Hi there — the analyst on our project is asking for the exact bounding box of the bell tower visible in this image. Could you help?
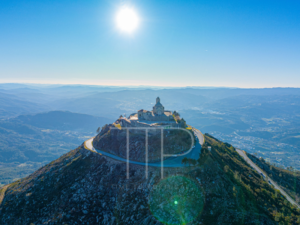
[156,97,160,104]
[153,97,164,115]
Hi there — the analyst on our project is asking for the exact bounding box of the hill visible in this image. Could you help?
[0,134,299,224]
[247,153,300,206]
[12,111,112,132]
[0,111,111,186]
[0,92,48,119]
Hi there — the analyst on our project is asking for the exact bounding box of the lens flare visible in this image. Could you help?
[149,175,204,225]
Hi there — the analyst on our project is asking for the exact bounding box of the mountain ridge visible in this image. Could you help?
[0,133,299,224]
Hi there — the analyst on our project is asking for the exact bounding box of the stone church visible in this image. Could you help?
[137,97,174,121]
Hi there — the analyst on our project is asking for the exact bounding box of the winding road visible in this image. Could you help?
[236,149,300,209]
[84,128,204,168]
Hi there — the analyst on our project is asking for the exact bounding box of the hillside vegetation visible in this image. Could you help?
[201,134,300,224]
[247,153,300,205]
[0,134,299,224]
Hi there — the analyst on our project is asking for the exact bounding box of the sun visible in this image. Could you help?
[116,6,139,33]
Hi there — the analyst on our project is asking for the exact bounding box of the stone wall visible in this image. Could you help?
[139,112,174,122]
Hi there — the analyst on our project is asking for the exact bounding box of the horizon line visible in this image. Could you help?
[0,82,300,89]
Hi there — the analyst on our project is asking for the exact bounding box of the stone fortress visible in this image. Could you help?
[116,97,186,128]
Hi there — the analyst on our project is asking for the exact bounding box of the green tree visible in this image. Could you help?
[96,127,101,133]
[190,159,197,166]
[224,165,229,173]
[182,157,188,166]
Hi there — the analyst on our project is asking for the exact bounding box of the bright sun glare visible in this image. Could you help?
[116,6,139,33]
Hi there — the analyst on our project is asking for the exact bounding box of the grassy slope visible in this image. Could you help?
[247,153,300,205]
[201,134,300,224]
[0,185,8,205]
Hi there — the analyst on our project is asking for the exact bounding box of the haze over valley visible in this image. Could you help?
[1,84,300,186]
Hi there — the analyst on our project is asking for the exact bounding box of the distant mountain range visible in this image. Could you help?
[0,92,48,119]
[11,111,112,132]
[1,83,300,117]
[0,111,111,185]
[0,83,300,173]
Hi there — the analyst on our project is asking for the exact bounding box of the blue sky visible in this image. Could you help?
[0,0,299,87]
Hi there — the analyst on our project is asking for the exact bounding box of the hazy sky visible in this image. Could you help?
[0,0,300,87]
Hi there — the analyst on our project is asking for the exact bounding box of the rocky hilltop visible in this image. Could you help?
[93,118,195,162]
[0,135,299,224]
